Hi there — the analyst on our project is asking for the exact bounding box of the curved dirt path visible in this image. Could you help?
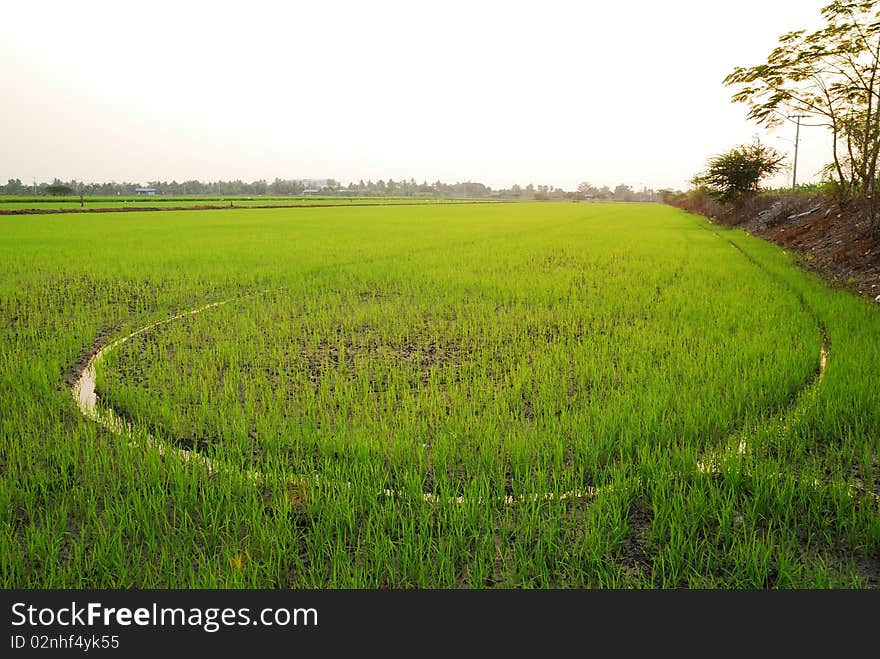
[69,241,876,505]
[70,302,596,504]
[695,234,830,475]
[73,299,258,480]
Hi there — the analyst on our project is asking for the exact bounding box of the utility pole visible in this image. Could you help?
[791,114,805,189]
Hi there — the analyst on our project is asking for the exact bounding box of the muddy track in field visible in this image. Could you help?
[69,229,878,506]
[70,298,596,504]
[694,232,829,476]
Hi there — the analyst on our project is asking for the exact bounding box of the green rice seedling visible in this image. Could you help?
[1,202,878,587]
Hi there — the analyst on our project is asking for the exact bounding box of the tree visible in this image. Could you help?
[3,179,24,194]
[724,1,880,203]
[692,140,785,202]
[577,181,597,198]
[45,184,74,196]
[613,184,634,202]
[657,189,679,203]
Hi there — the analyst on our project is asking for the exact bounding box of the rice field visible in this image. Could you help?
[1,202,878,587]
[0,195,480,212]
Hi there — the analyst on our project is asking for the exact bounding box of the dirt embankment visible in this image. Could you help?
[670,193,880,301]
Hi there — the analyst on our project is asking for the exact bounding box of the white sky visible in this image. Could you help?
[0,0,833,191]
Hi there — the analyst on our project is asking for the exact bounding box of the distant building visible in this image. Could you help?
[134,187,156,196]
[302,188,322,195]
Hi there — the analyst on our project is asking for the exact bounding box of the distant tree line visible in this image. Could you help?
[574,182,661,202]
[1,176,662,201]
